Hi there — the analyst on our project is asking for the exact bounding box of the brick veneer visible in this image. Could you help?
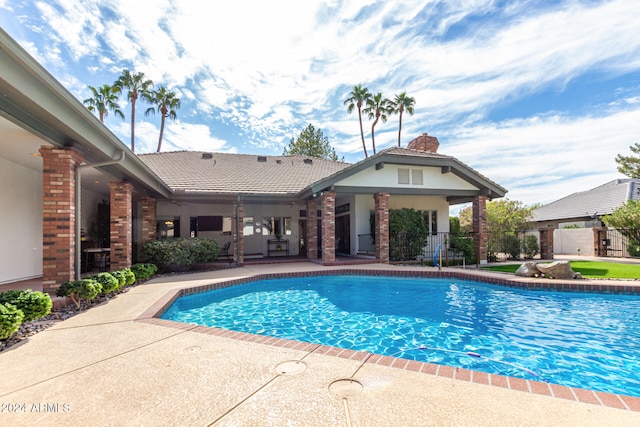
[472,195,488,264]
[306,199,318,259]
[374,192,390,263]
[233,199,244,265]
[109,181,133,269]
[140,197,156,246]
[321,191,336,265]
[40,146,83,292]
[539,228,554,259]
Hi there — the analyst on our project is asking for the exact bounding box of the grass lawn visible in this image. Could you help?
[481,260,640,279]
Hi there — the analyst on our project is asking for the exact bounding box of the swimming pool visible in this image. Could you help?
[161,274,640,398]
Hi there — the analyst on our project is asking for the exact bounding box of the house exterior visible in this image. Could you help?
[0,28,507,292]
[530,179,640,229]
[529,179,640,256]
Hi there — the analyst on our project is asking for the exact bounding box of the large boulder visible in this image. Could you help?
[536,260,580,280]
[515,262,540,277]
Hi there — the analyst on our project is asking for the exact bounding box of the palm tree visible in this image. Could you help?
[344,85,372,158]
[362,92,392,155]
[145,86,181,152]
[83,84,124,123]
[391,92,416,147]
[114,69,153,153]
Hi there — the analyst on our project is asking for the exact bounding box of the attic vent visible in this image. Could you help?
[201,153,213,159]
[303,158,313,165]
[276,159,282,164]
[257,156,267,162]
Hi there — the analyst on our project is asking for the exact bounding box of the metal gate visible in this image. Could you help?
[595,228,634,257]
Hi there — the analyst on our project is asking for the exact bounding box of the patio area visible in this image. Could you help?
[1,262,639,426]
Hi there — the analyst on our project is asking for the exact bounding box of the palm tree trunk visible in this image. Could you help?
[397,111,403,147]
[130,98,136,153]
[357,108,368,158]
[157,114,166,152]
[371,118,379,155]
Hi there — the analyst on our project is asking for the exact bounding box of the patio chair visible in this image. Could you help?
[219,241,232,262]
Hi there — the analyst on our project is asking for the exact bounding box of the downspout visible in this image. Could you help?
[75,150,126,279]
[236,194,241,266]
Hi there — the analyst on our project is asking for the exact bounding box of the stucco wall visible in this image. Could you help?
[0,157,42,283]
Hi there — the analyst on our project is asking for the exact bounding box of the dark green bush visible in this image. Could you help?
[0,303,24,340]
[523,235,539,259]
[88,272,119,295]
[56,279,102,309]
[504,234,522,260]
[130,263,157,281]
[628,244,640,257]
[0,289,52,322]
[448,233,476,264]
[110,270,127,289]
[142,238,219,270]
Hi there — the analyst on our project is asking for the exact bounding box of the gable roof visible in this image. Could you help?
[138,151,350,198]
[299,147,507,203]
[531,179,640,222]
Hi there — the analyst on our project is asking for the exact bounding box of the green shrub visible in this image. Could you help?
[628,244,640,257]
[142,238,219,270]
[130,263,157,281]
[121,268,136,286]
[88,272,119,295]
[0,303,24,340]
[449,233,476,264]
[504,234,522,260]
[110,270,127,289]
[523,235,539,259]
[56,279,102,309]
[0,289,52,322]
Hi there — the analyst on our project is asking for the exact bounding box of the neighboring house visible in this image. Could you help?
[0,28,506,291]
[530,179,640,229]
[529,179,640,256]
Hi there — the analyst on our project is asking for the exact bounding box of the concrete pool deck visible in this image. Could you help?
[1,262,639,426]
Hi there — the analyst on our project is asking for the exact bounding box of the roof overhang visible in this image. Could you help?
[0,29,172,199]
[298,150,507,204]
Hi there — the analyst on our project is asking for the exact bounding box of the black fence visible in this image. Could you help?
[595,228,640,258]
[386,231,475,265]
[487,231,540,262]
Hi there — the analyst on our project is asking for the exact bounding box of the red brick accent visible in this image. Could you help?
[306,199,318,259]
[233,199,244,265]
[140,197,156,246]
[374,192,390,263]
[109,181,133,269]
[40,146,83,292]
[539,228,554,260]
[593,227,607,256]
[407,133,440,152]
[321,191,336,265]
[472,195,488,264]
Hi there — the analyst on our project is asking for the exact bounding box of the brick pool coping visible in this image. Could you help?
[136,268,640,413]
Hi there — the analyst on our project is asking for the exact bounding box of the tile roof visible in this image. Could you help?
[138,151,350,195]
[531,179,640,222]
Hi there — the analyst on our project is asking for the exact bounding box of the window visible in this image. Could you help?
[422,211,438,235]
[243,217,254,236]
[411,169,423,185]
[398,168,423,185]
[398,168,410,184]
[157,217,180,238]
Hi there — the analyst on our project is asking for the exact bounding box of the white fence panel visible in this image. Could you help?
[553,228,593,255]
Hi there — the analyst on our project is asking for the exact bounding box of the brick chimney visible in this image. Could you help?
[407,133,439,153]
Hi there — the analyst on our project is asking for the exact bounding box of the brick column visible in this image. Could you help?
[593,227,607,257]
[40,146,83,292]
[140,197,156,246]
[539,228,554,260]
[472,195,488,265]
[233,199,244,265]
[109,181,133,269]
[306,199,318,259]
[374,192,390,263]
[321,191,336,265]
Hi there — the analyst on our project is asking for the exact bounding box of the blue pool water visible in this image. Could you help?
[162,275,640,397]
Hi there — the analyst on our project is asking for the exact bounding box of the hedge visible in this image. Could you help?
[142,238,219,271]
[0,289,52,323]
